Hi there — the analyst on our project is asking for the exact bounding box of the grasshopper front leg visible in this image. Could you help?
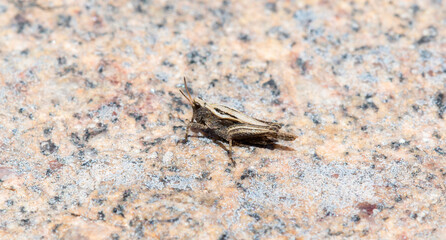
[184,122,236,166]
[183,122,208,143]
[183,119,191,143]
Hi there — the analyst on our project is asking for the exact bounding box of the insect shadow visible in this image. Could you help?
[187,127,295,161]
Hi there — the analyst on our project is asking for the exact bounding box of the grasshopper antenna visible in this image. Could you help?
[183,77,193,100]
[179,77,194,105]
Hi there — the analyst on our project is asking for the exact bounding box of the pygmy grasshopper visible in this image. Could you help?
[179,78,296,165]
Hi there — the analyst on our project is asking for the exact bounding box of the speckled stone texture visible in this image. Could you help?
[0,0,445,239]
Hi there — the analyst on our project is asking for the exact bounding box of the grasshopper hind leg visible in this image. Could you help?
[228,138,236,167]
[214,128,236,167]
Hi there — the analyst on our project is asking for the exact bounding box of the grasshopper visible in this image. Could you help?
[179,77,296,165]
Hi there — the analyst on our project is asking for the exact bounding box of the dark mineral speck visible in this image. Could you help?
[434,147,445,155]
[83,123,108,142]
[351,215,361,222]
[262,79,280,97]
[98,211,105,220]
[57,15,72,28]
[40,140,58,156]
[112,205,125,217]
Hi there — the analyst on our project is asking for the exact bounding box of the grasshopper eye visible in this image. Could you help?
[192,100,201,108]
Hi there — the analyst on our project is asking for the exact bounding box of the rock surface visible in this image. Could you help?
[0,0,445,239]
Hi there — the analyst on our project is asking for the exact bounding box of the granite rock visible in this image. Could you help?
[0,0,445,239]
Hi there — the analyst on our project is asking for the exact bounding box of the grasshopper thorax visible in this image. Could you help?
[179,78,210,123]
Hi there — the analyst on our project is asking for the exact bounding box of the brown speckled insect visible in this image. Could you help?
[180,77,296,165]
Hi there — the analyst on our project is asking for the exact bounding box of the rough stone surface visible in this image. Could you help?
[0,0,445,239]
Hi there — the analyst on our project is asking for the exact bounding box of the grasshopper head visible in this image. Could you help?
[179,77,205,109]
[179,77,209,123]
